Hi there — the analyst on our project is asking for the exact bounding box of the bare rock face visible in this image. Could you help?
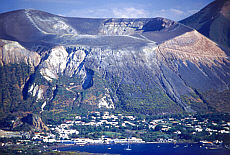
[0,9,230,119]
[40,46,87,81]
[28,83,49,101]
[0,39,41,69]
[40,46,68,81]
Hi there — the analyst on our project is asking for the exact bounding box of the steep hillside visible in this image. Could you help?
[0,9,230,128]
[180,0,230,50]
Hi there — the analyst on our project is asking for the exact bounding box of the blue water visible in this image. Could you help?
[57,143,230,155]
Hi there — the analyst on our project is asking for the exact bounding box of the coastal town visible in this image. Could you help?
[1,112,230,149]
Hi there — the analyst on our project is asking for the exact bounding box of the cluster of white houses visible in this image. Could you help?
[31,112,146,144]
[25,112,230,144]
[32,131,145,145]
[66,137,145,145]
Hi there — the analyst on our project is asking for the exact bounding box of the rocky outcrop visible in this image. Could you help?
[40,46,69,81]
[28,83,48,100]
[98,88,114,109]
[12,113,49,132]
[0,39,41,69]
[99,18,145,35]
[40,46,87,81]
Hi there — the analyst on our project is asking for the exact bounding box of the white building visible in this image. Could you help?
[195,128,203,132]
[113,137,145,144]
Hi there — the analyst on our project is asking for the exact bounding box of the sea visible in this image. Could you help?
[56,143,230,155]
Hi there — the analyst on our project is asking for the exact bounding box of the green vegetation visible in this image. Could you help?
[204,90,230,113]
[0,63,32,117]
[41,72,109,124]
[115,83,182,115]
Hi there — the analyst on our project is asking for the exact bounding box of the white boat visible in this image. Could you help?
[125,146,132,151]
[173,145,179,148]
[124,139,132,151]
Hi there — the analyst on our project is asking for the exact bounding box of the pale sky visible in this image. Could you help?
[0,0,214,21]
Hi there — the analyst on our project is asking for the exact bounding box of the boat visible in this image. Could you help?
[209,147,217,150]
[173,145,179,148]
[124,138,132,151]
[125,144,132,151]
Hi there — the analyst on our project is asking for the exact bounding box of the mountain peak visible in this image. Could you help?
[0,9,192,48]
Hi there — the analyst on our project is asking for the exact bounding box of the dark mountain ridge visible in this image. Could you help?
[180,0,230,50]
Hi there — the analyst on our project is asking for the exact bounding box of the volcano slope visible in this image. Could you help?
[0,9,230,124]
[180,0,230,50]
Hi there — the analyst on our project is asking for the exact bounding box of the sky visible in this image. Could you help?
[0,0,214,21]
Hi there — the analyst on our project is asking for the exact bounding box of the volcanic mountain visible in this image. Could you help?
[0,9,230,125]
[180,0,230,50]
